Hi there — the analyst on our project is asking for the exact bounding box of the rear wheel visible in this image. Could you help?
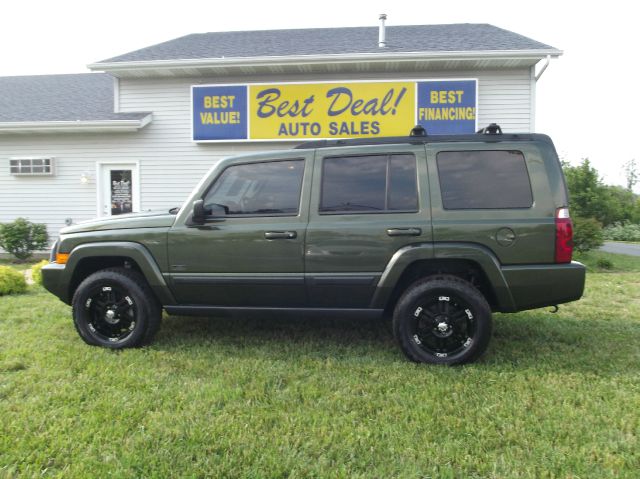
[392,275,492,365]
[72,267,161,348]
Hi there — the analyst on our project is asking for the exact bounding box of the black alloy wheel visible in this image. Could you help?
[83,282,138,344]
[72,267,161,348]
[393,275,492,365]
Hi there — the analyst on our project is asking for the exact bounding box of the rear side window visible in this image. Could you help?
[436,150,533,209]
[320,154,418,213]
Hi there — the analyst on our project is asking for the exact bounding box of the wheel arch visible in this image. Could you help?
[62,242,175,306]
[371,242,516,313]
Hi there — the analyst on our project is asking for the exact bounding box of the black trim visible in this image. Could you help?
[171,275,304,285]
[307,275,379,286]
[165,305,384,319]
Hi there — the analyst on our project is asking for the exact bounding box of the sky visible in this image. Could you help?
[1,0,638,191]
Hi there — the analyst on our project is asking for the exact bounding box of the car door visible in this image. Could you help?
[304,144,432,308]
[167,151,313,307]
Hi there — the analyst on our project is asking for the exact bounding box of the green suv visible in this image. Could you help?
[42,125,585,365]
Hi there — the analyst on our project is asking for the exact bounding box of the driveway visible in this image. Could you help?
[600,242,640,256]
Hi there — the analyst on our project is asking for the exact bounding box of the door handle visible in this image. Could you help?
[264,231,297,239]
[386,227,422,237]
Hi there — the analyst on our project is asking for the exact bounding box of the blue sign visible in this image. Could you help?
[416,80,477,135]
[193,85,248,141]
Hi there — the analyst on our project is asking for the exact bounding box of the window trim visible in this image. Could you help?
[202,158,306,218]
[436,149,534,210]
[318,152,419,215]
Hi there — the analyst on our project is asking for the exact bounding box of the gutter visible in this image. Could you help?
[0,114,152,134]
[89,49,563,73]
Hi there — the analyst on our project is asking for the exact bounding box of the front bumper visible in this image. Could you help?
[501,261,586,312]
[41,263,69,304]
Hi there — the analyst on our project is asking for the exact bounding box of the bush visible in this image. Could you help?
[0,218,49,261]
[573,217,604,253]
[31,260,49,286]
[596,258,614,270]
[0,265,27,296]
[603,222,640,242]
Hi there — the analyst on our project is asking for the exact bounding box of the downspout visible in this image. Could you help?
[535,55,551,81]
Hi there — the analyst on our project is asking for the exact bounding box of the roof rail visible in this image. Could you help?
[294,124,535,149]
[477,123,502,135]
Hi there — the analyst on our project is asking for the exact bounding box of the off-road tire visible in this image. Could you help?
[72,267,161,348]
[392,274,492,365]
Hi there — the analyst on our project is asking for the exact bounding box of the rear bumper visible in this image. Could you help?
[501,261,586,312]
[41,263,69,304]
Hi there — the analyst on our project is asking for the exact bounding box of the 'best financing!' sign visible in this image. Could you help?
[192,79,477,141]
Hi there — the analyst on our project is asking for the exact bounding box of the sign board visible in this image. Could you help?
[192,79,477,141]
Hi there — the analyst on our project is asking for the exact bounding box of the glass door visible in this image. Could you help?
[99,163,140,217]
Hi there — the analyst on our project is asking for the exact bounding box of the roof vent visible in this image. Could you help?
[379,14,387,48]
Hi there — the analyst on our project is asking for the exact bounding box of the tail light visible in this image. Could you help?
[555,207,573,263]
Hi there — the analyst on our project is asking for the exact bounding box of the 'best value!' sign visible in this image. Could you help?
[192,79,477,141]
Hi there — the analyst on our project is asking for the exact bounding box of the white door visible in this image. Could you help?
[99,163,140,217]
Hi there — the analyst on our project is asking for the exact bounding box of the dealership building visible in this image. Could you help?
[0,22,560,241]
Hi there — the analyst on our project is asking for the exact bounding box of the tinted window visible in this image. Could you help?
[437,150,532,209]
[204,160,304,216]
[320,154,418,213]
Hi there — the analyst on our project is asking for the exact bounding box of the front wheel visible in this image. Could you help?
[392,275,492,365]
[72,267,161,348]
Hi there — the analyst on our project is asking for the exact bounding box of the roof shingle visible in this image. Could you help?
[99,23,557,64]
[0,73,148,122]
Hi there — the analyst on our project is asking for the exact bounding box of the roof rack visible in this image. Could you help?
[294,123,523,149]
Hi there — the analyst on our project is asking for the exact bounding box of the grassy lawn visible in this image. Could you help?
[1,254,639,477]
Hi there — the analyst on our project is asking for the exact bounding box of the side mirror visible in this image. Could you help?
[192,199,210,224]
[191,200,228,225]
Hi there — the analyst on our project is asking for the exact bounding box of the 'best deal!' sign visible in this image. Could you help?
[192,79,477,141]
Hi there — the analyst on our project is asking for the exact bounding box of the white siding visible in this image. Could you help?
[0,68,533,244]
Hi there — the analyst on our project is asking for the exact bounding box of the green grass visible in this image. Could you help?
[1,255,639,477]
[575,250,640,272]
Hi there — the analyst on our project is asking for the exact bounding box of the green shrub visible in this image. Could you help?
[0,218,49,261]
[596,258,614,270]
[0,265,27,296]
[603,222,640,242]
[31,259,49,286]
[572,217,604,253]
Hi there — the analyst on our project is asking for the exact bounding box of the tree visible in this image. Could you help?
[563,159,608,221]
[624,159,638,192]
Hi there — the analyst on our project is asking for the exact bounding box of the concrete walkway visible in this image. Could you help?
[600,242,640,256]
[23,268,34,285]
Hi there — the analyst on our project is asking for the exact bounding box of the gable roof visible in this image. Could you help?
[0,73,151,133]
[100,24,557,63]
[90,23,561,78]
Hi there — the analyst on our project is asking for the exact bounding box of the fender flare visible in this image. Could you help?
[370,242,516,311]
[62,241,175,305]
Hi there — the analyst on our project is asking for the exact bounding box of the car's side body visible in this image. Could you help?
[42,130,586,364]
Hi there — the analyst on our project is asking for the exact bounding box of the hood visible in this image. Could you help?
[60,210,177,234]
